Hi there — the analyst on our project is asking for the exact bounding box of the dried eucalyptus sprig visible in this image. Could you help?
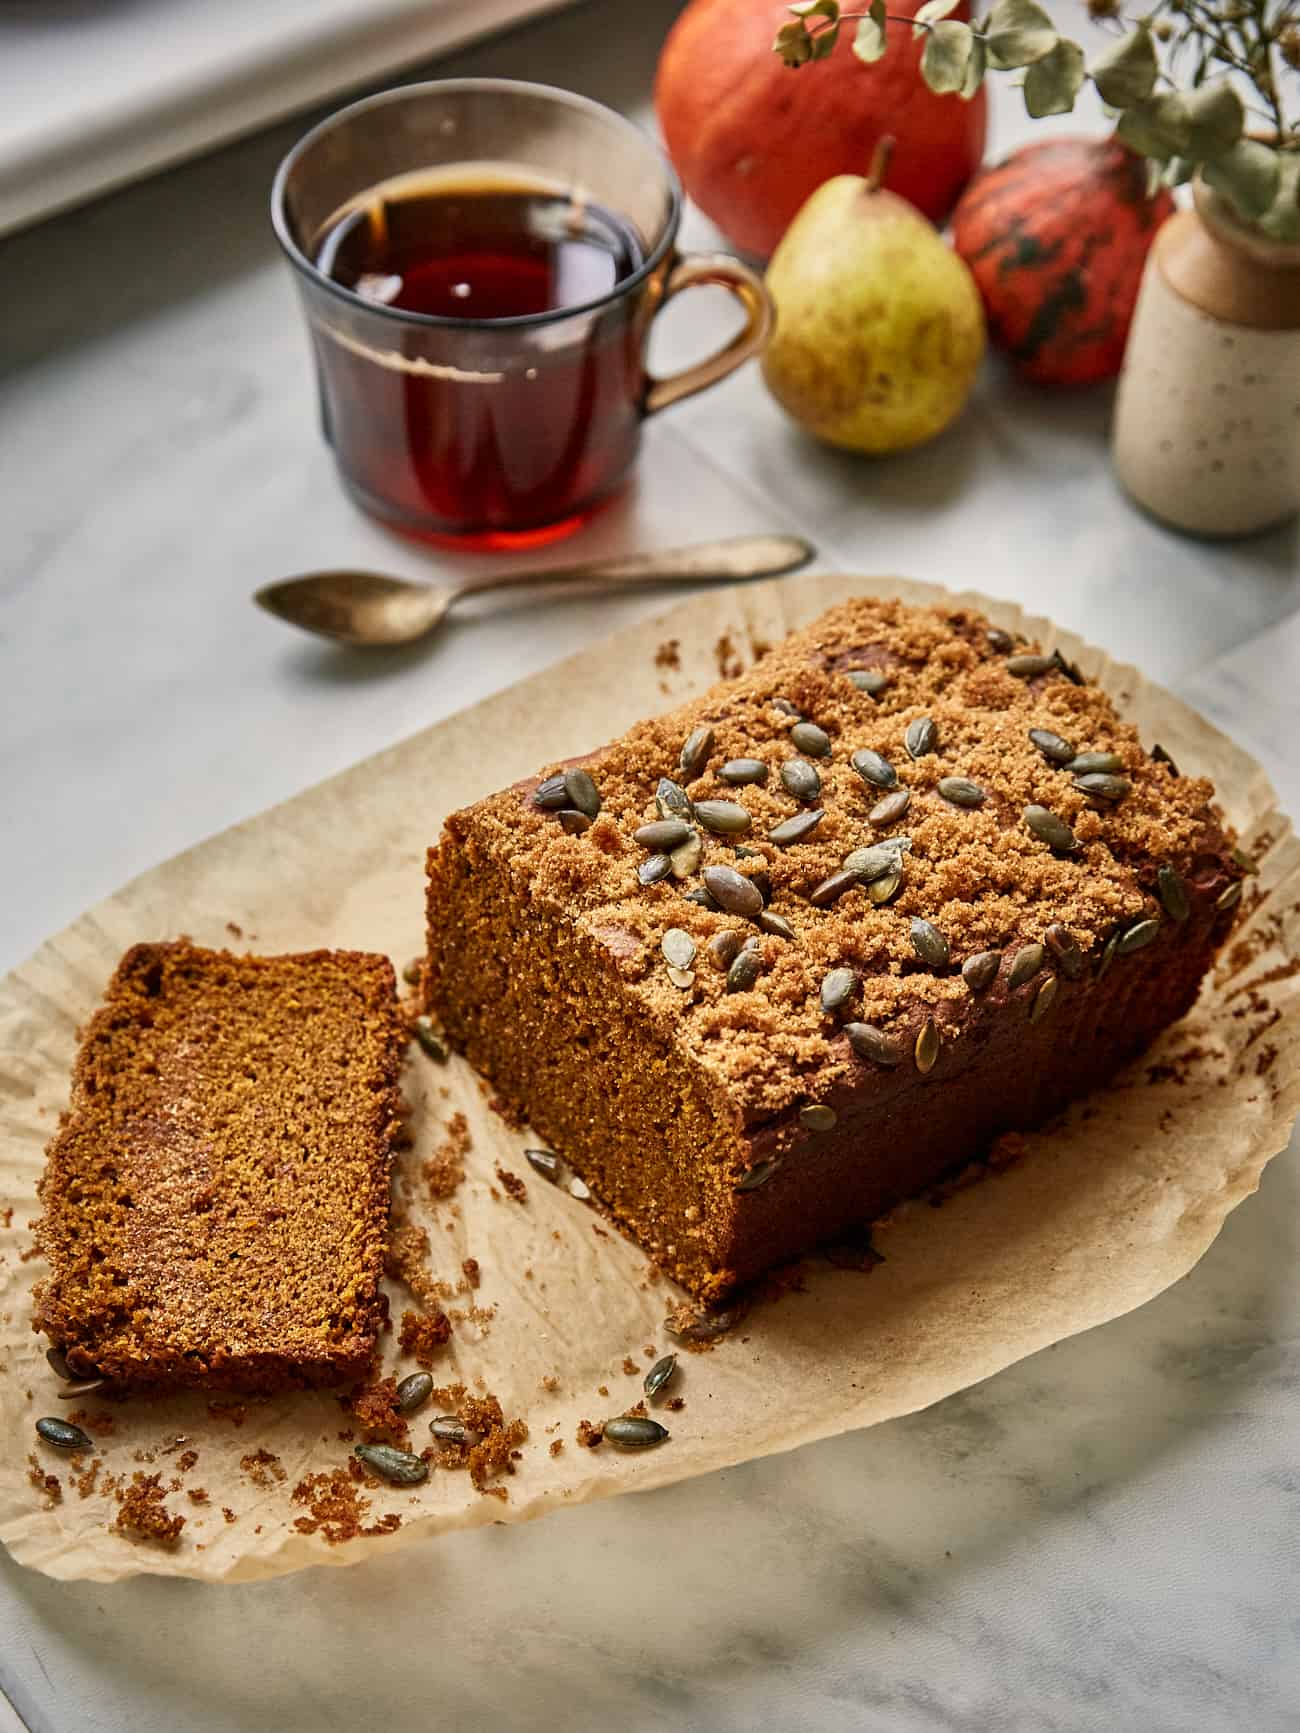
[774,0,1300,239]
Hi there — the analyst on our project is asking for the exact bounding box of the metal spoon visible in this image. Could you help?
[254,533,814,648]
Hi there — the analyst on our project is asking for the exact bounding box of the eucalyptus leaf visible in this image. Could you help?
[960,30,987,98]
[1257,153,1300,244]
[921,19,974,93]
[773,18,814,65]
[789,0,840,18]
[912,0,961,37]
[985,0,1057,69]
[1184,80,1244,159]
[853,0,888,61]
[1204,136,1282,220]
[1162,155,1195,188]
[1023,37,1084,116]
[1089,26,1158,108]
[809,20,841,57]
[1116,92,1192,160]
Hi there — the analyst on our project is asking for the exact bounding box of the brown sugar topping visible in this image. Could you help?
[467,598,1237,1119]
[348,1377,410,1445]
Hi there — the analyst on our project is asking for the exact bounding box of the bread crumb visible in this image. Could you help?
[239,1448,287,1489]
[494,1165,527,1203]
[399,1308,452,1366]
[177,1449,199,1473]
[187,1488,210,1505]
[622,1357,639,1376]
[348,1376,409,1445]
[291,1469,402,1544]
[424,1112,470,1200]
[114,1473,184,1545]
[655,638,681,671]
[461,1257,481,1288]
[27,1455,61,1506]
[549,1439,564,1457]
[576,1420,603,1449]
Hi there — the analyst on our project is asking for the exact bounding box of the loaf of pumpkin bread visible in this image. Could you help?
[424,597,1243,1304]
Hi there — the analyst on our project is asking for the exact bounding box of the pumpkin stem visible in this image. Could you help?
[866,135,895,194]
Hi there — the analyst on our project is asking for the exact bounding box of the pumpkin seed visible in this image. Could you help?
[396,1372,434,1415]
[771,698,802,719]
[558,810,592,836]
[845,1022,901,1067]
[1217,881,1243,911]
[842,841,909,882]
[1029,727,1075,765]
[719,758,769,785]
[638,853,672,886]
[726,949,763,993]
[914,1019,940,1074]
[45,1348,73,1381]
[603,1416,670,1449]
[962,950,1001,992]
[564,768,601,820]
[757,911,797,940]
[1066,751,1124,776]
[1007,652,1054,678]
[683,887,718,909]
[1044,923,1084,979]
[810,869,861,908]
[780,758,822,802]
[35,1417,90,1451]
[847,669,889,694]
[1029,975,1058,1023]
[644,1354,678,1399]
[1097,932,1119,977]
[1157,863,1190,923]
[665,1308,742,1343]
[768,809,825,847]
[533,772,569,810]
[799,1104,837,1132]
[694,800,752,836]
[820,967,858,1013]
[1152,743,1180,777]
[661,928,697,970]
[429,1416,481,1447]
[986,627,1014,654]
[910,918,950,968]
[791,721,831,758]
[413,1019,449,1063]
[851,747,897,789]
[708,930,744,971]
[634,819,687,852]
[1117,918,1160,954]
[525,1148,561,1182]
[402,958,423,986]
[679,726,714,781]
[56,1379,106,1400]
[356,1443,429,1484]
[869,789,911,826]
[869,869,903,905]
[1073,772,1131,802]
[1231,846,1258,875]
[669,832,703,879]
[569,1176,592,1201]
[1024,805,1077,853]
[1053,649,1086,686]
[937,776,986,808]
[905,717,938,759]
[736,1157,781,1192]
[702,864,764,917]
[1007,943,1045,989]
[656,777,694,824]
[666,965,696,990]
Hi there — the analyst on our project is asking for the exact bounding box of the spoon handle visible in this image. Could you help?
[450,534,814,601]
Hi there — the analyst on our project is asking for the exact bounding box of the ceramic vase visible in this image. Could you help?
[1112,182,1300,538]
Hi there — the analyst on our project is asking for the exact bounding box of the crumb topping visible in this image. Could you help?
[448,598,1237,1118]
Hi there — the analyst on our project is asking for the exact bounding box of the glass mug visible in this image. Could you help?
[272,79,774,547]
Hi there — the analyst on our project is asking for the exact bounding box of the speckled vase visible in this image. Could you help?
[1112,183,1300,538]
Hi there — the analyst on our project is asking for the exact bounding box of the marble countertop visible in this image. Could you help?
[1,1,1296,1727]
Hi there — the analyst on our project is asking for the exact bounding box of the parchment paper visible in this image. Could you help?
[1,575,1296,1584]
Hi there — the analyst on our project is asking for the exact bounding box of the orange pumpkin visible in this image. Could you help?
[951,137,1176,387]
[654,0,987,258]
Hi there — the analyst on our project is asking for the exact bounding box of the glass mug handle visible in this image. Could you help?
[643,253,775,416]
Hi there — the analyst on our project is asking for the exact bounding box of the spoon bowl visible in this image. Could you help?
[254,534,815,649]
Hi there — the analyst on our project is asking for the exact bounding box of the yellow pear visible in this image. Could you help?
[761,147,986,454]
